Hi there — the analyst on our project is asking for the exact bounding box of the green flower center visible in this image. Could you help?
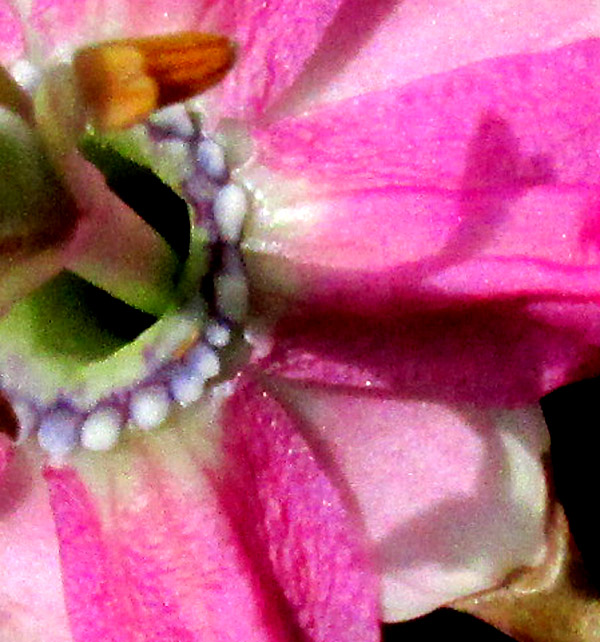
[0,48,249,457]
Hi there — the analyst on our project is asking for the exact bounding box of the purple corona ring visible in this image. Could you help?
[1,1,600,641]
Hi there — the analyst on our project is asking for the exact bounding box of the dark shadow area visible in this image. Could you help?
[266,298,600,408]
[542,377,600,589]
[0,391,18,440]
[382,608,515,641]
[79,135,191,264]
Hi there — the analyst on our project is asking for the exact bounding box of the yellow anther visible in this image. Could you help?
[74,32,236,131]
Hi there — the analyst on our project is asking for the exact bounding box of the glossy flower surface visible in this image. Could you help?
[1,1,600,641]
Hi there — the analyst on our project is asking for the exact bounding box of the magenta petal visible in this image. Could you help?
[256,39,600,191]
[248,40,600,328]
[249,39,600,308]
[220,375,380,641]
[212,0,345,121]
[44,466,138,642]
[262,307,600,405]
[43,451,293,642]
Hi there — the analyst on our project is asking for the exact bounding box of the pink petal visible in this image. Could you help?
[43,427,287,642]
[245,39,600,309]
[23,0,214,59]
[220,375,380,640]
[243,41,600,403]
[210,0,346,121]
[0,1,25,63]
[276,0,600,117]
[276,384,549,620]
[0,445,72,642]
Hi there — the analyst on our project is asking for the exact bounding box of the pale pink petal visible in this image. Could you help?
[22,0,215,60]
[43,419,290,642]
[276,0,600,117]
[261,307,600,405]
[244,39,600,309]
[276,384,549,621]
[0,445,72,642]
[210,0,346,121]
[220,375,380,641]
[0,1,25,63]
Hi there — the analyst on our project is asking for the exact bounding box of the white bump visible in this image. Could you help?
[10,60,42,92]
[205,322,231,348]
[150,104,194,138]
[188,344,221,380]
[81,407,122,451]
[216,273,249,322]
[38,407,80,457]
[12,399,37,443]
[213,183,247,243]
[130,386,170,430]
[169,366,205,407]
[197,139,227,180]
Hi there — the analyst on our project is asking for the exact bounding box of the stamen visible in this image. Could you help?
[74,32,236,131]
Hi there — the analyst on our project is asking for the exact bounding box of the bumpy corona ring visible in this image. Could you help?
[0,84,250,456]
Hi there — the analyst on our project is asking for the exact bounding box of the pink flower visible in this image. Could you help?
[1,1,600,640]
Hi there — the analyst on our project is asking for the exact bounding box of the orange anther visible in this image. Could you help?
[74,32,236,131]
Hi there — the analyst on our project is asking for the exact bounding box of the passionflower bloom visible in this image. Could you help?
[1,1,600,640]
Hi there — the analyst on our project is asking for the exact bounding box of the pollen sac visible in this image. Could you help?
[74,32,236,131]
